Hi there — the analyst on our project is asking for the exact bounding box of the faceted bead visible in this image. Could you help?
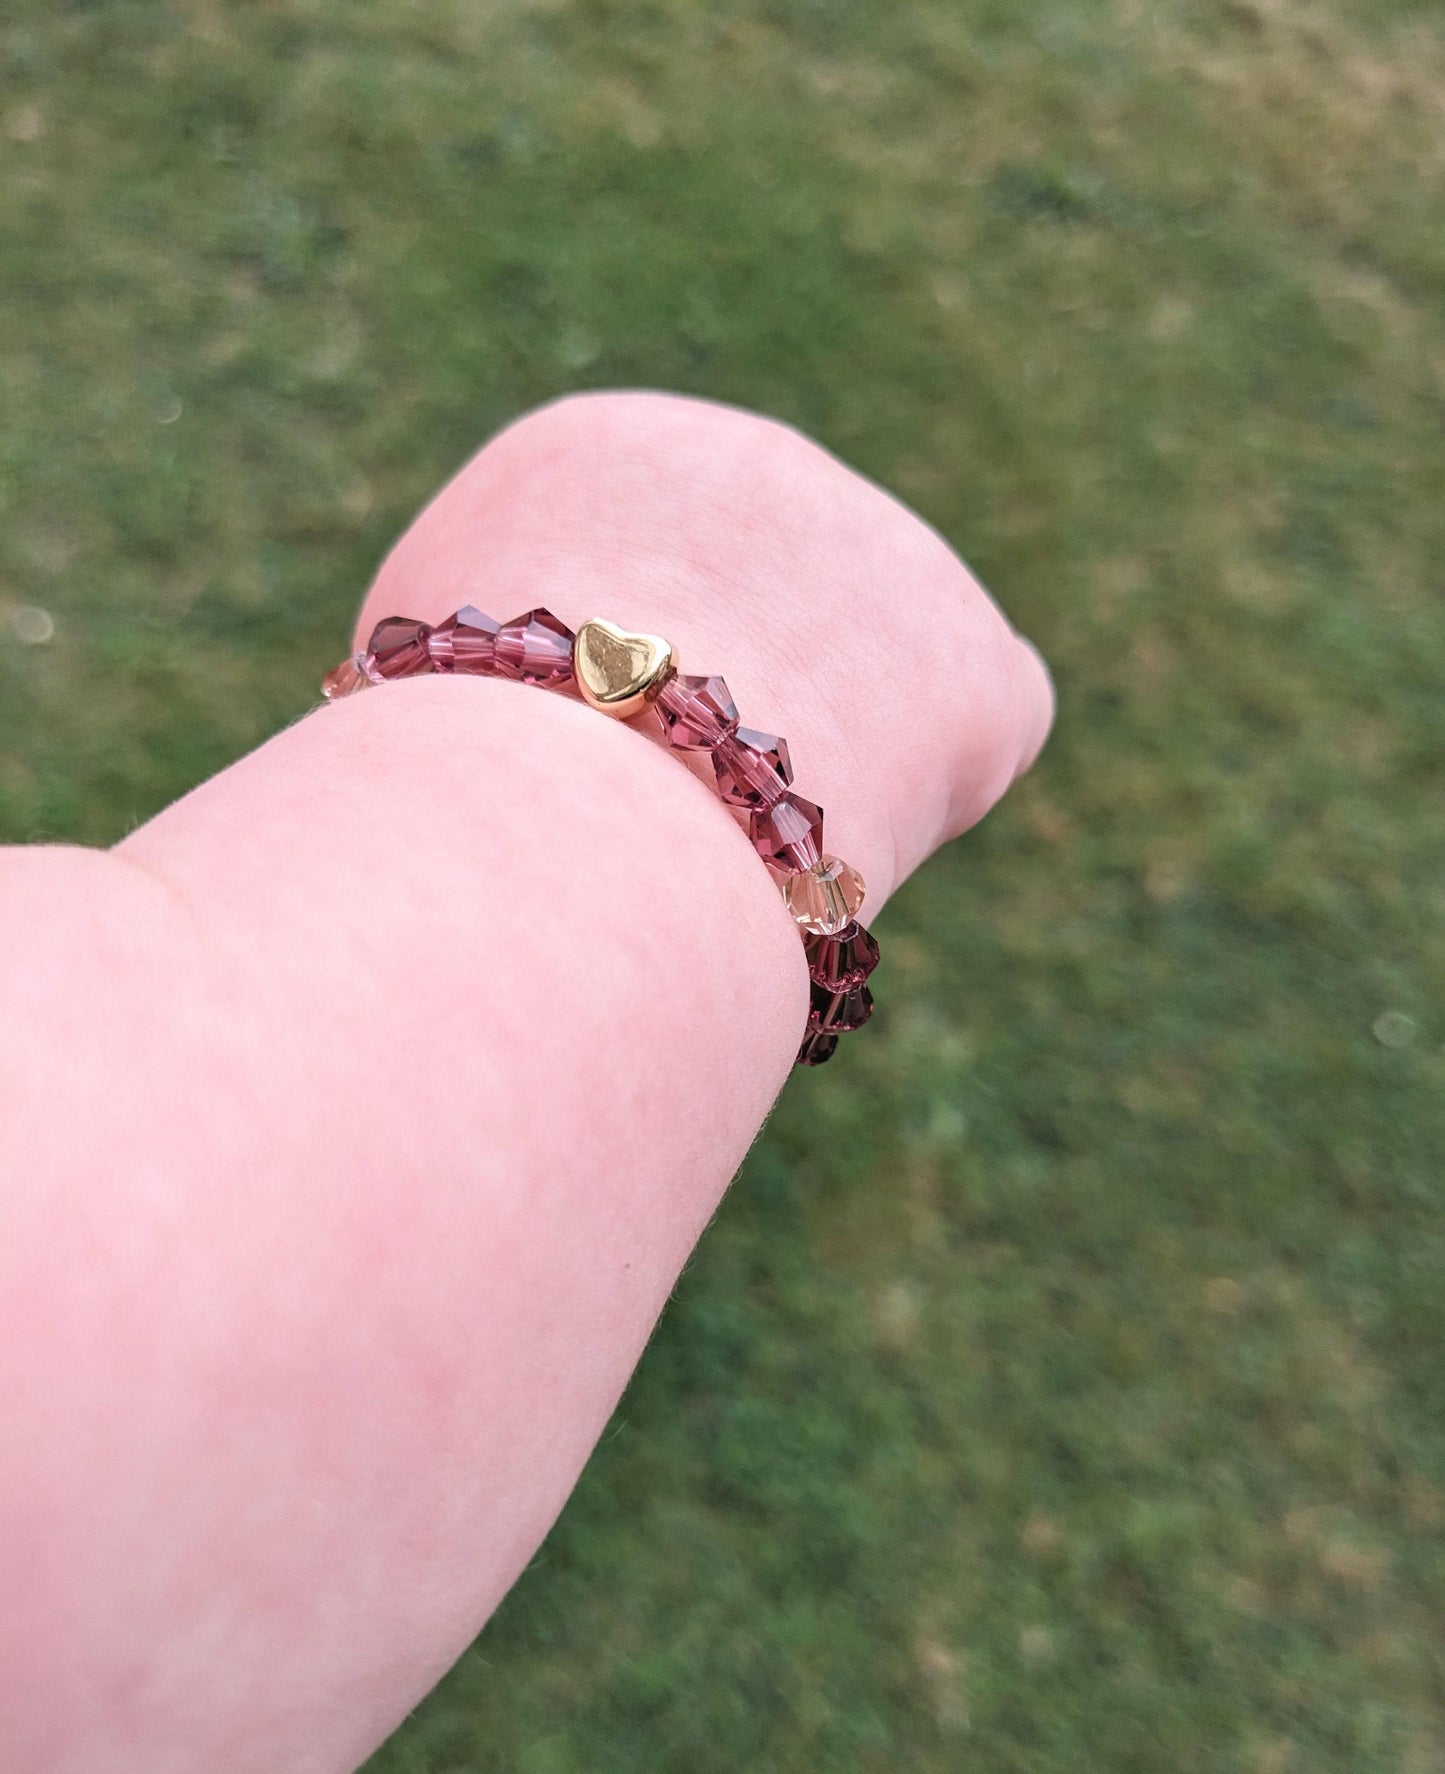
[808,980,874,1033]
[494,607,576,686]
[364,616,433,681]
[712,727,792,808]
[656,674,738,750]
[749,792,823,873]
[796,1028,839,1067]
[805,920,881,991]
[783,855,866,935]
[429,605,500,673]
[321,655,369,700]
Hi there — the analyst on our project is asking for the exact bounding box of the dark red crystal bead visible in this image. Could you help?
[364,616,433,681]
[749,791,823,872]
[808,980,874,1033]
[712,727,793,808]
[494,607,576,686]
[656,674,738,750]
[797,1028,839,1067]
[805,920,881,991]
[429,605,500,673]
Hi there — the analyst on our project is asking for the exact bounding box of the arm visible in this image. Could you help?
[0,392,1051,1773]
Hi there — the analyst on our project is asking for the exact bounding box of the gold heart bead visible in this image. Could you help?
[573,617,675,718]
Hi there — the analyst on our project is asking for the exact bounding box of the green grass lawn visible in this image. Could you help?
[3,1,1442,1767]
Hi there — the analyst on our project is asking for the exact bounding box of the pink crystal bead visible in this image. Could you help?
[364,616,433,681]
[493,607,575,686]
[429,605,500,673]
[808,981,874,1033]
[783,855,865,935]
[712,727,792,808]
[656,675,738,750]
[797,1028,839,1067]
[805,920,880,991]
[749,792,823,873]
[321,655,369,700]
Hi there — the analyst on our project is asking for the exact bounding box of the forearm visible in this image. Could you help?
[1,676,801,1771]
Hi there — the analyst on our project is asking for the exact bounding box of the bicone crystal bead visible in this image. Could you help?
[494,607,576,686]
[656,674,739,750]
[796,1028,839,1067]
[783,855,865,935]
[712,727,792,808]
[364,616,433,681]
[429,605,500,673]
[749,792,823,873]
[805,920,880,991]
[808,980,874,1033]
[321,655,370,700]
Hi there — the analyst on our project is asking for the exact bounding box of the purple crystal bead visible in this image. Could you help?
[712,727,793,808]
[805,921,881,991]
[749,792,823,873]
[656,675,739,750]
[808,981,874,1033]
[796,1028,839,1067]
[494,607,576,686]
[429,605,500,673]
[364,616,433,681]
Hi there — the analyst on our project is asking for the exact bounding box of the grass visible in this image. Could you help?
[2,1,1443,1768]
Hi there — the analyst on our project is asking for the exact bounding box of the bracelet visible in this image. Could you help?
[322,605,880,1067]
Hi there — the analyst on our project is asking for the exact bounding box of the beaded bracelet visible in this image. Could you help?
[322,606,879,1067]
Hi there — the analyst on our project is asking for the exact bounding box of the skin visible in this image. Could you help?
[0,392,1052,1773]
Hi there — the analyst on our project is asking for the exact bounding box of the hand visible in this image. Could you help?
[360,391,1053,912]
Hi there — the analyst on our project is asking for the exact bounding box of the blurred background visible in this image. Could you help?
[2,1,1442,1768]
